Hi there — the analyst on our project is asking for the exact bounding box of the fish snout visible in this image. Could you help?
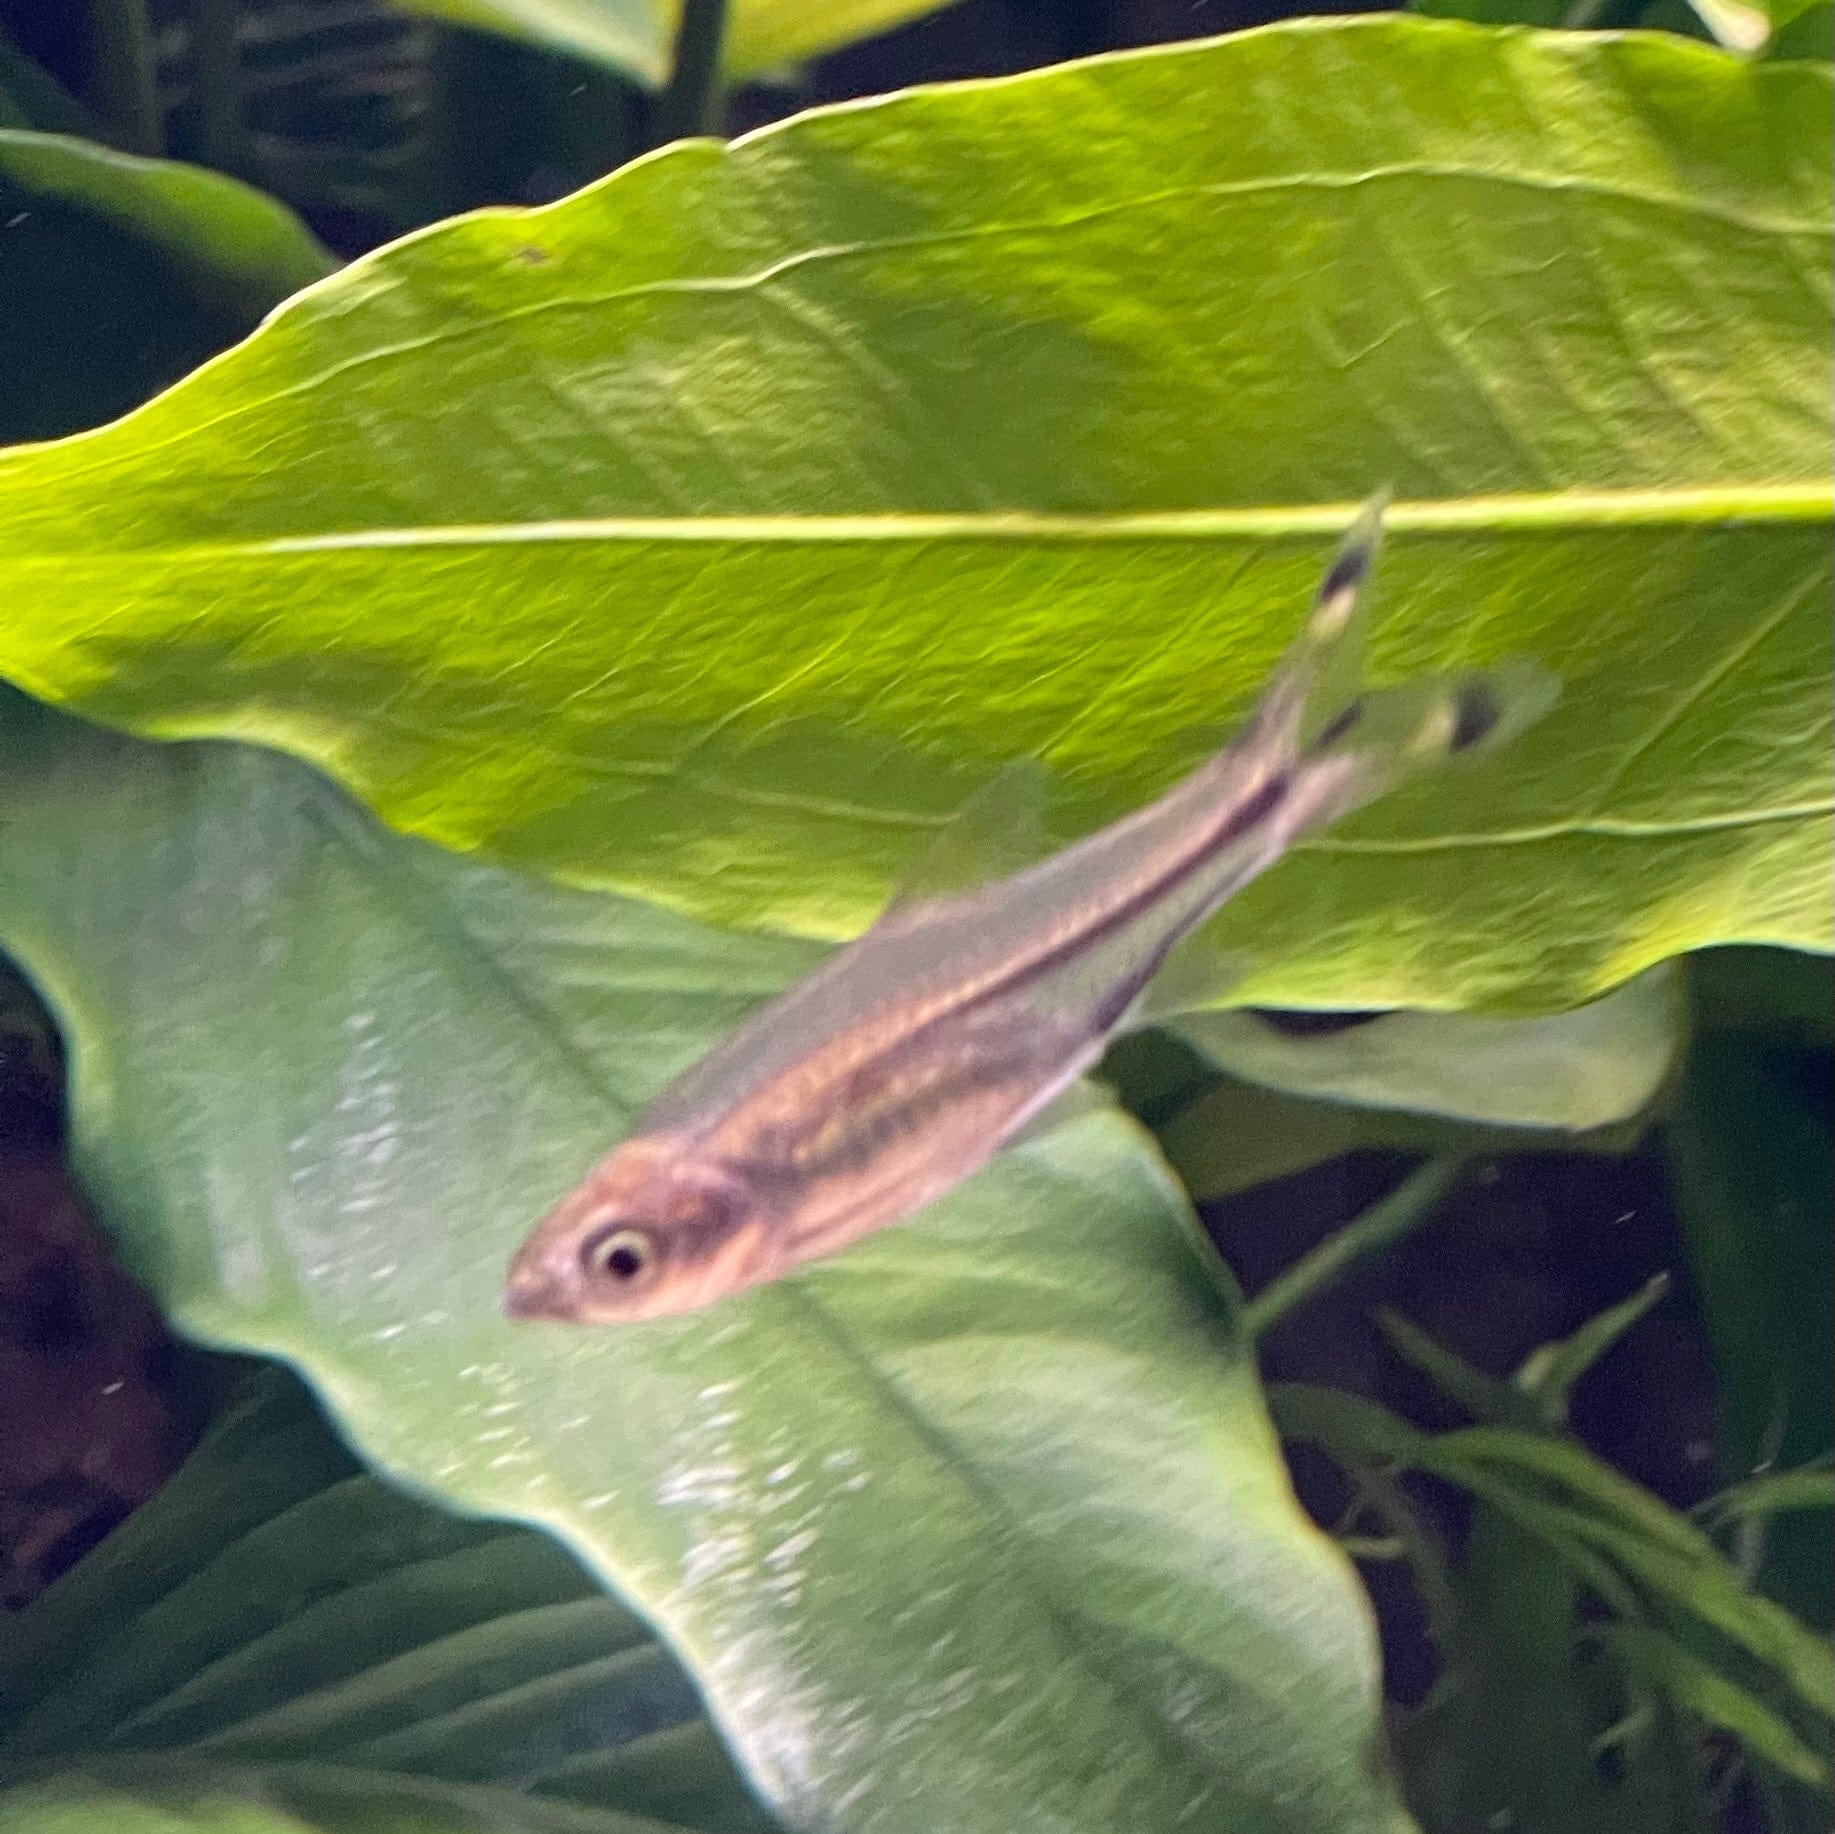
[502,1256,577,1322]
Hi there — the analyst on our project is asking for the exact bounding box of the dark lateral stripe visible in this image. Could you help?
[909,767,1296,1032]
[748,761,1305,1132]
[767,1029,1054,1212]
[1215,771,1289,843]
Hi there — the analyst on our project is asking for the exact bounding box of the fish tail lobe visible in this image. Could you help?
[1263,494,1557,808]
[1304,656,1557,779]
[1258,489,1387,755]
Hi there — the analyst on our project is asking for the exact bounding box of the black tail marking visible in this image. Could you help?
[1450,679,1503,753]
[1317,544,1371,611]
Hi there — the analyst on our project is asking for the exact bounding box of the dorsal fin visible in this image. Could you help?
[876,756,1050,922]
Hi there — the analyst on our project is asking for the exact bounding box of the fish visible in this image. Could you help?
[504,498,1553,1323]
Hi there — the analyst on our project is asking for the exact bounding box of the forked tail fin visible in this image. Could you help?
[1262,493,1557,805]
[1138,494,1563,1028]
[1134,505,1556,1026]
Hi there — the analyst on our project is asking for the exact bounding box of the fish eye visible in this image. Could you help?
[582,1225,656,1286]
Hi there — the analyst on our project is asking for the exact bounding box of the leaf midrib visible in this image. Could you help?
[7,485,1830,565]
[1309,801,1835,854]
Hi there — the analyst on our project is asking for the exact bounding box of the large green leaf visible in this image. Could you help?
[1157,1071,1641,1203]
[0,131,334,443]
[1174,966,1683,1131]
[0,1368,766,1833]
[0,1773,710,1834]
[0,20,1828,1012]
[1767,1,1835,57]
[0,132,333,308]
[398,0,962,85]
[0,686,1410,1834]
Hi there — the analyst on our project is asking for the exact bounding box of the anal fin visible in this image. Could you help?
[1135,926,1255,1027]
[1008,1076,1114,1150]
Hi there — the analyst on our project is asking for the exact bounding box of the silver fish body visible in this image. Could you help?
[505,501,1550,1323]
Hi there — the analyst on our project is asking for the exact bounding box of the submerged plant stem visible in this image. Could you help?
[652,0,731,145]
[189,0,249,177]
[1245,1157,1464,1339]
[90,0,162,155]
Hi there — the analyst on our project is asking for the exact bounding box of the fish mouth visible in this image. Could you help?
[502,1260,576,1322]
